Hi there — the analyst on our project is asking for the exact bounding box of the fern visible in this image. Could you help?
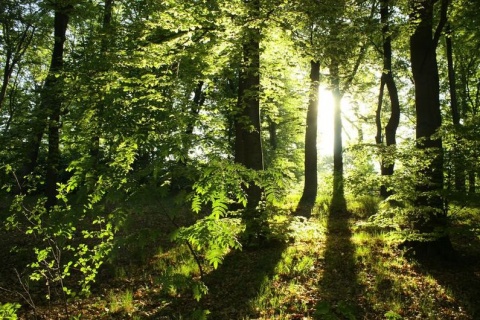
[172,217,243,269]
[211,192,229,219]
[191,195,202,213]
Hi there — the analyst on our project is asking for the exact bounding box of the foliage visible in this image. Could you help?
[345,144,381,197]
[172,158,294,272]
[0,303,20,320]
[172,217,243,270]
[1,133,136,305]
[5,194,117,298]
[385,310,403,320]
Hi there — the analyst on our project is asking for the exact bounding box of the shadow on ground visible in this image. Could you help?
[315,171,363,318]
[200,240,287,319]
[413,231,480,319]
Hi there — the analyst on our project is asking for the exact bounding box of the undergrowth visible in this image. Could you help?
[1,193,479,319]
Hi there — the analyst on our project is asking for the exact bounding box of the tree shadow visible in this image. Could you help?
[201,240,286,319]
[409,233,480,319]
[315,171,362,318]
[0,226,34,298]
[295,198,316,218]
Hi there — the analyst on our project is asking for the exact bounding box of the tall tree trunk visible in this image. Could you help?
[234,0,264,238]
[171,81,205,191]
[446,24,459,126]
[0,50,14,113]
[267,116,277,152]
[89,0,113,191]
[330,60,346,212]
[376,0,400,198]
[45,5,71,210]
[21,5,70,191]
[408,0,453,258]
[469,171,476,195]
[459,62,476,194]
[445,23,465,192]
[296,60,320,217]
[235,35,263,173]
[331,61,343,177]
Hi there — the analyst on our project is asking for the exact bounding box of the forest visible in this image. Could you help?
[0,0,479,318]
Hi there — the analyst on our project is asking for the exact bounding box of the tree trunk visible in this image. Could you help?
[268,117,277,152]
[331,61,343,177]
[445,23,465,192]
[469,171,476,195]
[377,0,400,198]
[21,5,70,192]
[0,50,14,111]
[234,0,264,239]
[89,0,114,190]
[330,61,346,213]
[171,81,205,191]
[296,60,320,217]
[45,5,71,210]
[235,38,263,174]
[408,0,453,258]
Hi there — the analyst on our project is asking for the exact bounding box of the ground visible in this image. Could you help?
[1,195,480,319]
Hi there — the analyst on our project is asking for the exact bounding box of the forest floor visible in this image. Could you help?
[1,194,480,319]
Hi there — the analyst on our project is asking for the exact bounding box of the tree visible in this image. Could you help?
[44,3,73,210]
[0,0,36,111]
[326,0,375,212]
[375,0,400,198]
[296,60,320,217]
[290,0,373,214]
[234,0,265,237]
[444,0,480,195]
[408,0,453,256]
[88,0,114,190]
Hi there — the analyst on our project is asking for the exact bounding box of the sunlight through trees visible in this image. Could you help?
[1,0,479,318]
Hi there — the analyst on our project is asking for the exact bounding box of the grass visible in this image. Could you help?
[1,194,480,319]
[107,289,135,314]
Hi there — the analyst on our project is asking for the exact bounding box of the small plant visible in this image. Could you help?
[108,289,135,314]
[0,302,21,319]
[349,195,380,218]
[287,216,325,242]
[385,310,403,320]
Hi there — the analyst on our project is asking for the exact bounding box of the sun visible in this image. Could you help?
[317,86,356,157]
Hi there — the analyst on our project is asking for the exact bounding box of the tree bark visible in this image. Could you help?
[235,37,263,174]
[296,60,320,217]
[377,0,400,198]
[331,61,343,177]
[445,23,465,192]
[89,0,114,190]
[234,0,264,238]
[330,60,346,213]
[469,171,476,195]
[21,5,71,193]
[267,117,277,151]
[408,0,454,258]
[410,0,443,210]
[45,5,71,210]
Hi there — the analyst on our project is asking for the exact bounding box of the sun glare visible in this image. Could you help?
[317,87,357,157]
[317,87,335,156]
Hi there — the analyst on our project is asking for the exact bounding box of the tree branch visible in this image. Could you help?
[432,0,449,47]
